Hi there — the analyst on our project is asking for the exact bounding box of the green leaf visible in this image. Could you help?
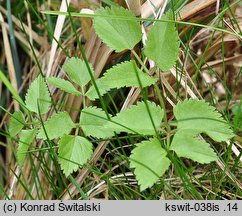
[170,131,218,164]
[58,134,93,176]
[93,6,142,52]
[105,101,163,135]
[80,106,114,138]
[9,111,25,137]
[130,138,170,191]
[174,100,234,142]
[86,61,157,100]
[62,57,94,87]
[17,129,36,167]
[37,112,75,140]
[144,11,180,71]
[47,77,81,96]
[25,75,51,115]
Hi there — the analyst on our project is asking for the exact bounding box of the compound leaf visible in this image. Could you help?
[174,100,234,142]
[80,106,114,138]
[17,129,36,167]
[9,111,25,137]
[37,112,75,140]
[144,10,180,71]
[93,6,142,52]
[63,57,94,87]
[130,138,170,191]
[105,101,163,135]
[25,75,51,115]
[86,61,157,100]
[47,77,81,96]
[58,135,93,176]
[170,131,218,163]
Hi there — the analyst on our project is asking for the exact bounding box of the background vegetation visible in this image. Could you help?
[0,0,241,199]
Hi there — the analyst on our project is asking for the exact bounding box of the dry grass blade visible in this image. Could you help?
[46,0,70,77]
[178,0,217,20]
[125,0,141,16]
[141,0,165,18]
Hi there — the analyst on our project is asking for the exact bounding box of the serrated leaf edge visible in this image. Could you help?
[86,61,157,100]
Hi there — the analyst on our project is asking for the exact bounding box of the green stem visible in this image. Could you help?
[81,86,86,108]
[154,84,171,147]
